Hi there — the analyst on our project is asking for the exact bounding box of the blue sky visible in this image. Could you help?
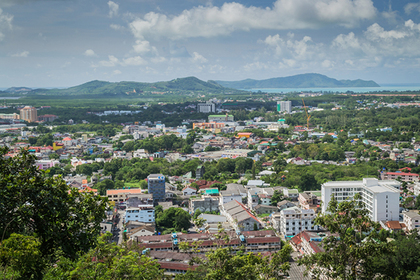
[1,0,420,87]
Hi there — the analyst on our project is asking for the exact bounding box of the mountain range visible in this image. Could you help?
[214,73,380,89]
[2,74,379,96]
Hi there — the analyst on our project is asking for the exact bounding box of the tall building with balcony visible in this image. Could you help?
[147,174,166,204]
[321,178,400,222]
[19,106,37,122]
[277,101,292,113]
[197,101,215,113]
[279,206,316,238]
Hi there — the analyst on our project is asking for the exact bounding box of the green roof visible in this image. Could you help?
[209,115,234,117]
[205,189,219,195]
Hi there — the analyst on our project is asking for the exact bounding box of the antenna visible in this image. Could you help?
[302,99,311,130]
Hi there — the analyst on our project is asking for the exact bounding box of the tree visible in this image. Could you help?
[177,244,293,280]
[271,190,283,206]
[0,147,108,262]
[95,178,115,195]
[48,153,60,160]
[44,232,163,280]
[299,193,392,279]
[156,207,191,232]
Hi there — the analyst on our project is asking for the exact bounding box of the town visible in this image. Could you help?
[1,95,420,278]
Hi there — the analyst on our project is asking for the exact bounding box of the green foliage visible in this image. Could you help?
[299,194,392,279]
[0,234,43,280]
[177,244,293,279]
[0,147,108,262]
[156,207,192,232]
[95,179,115,196]
[44,232,163,280]
[271,190,283,206]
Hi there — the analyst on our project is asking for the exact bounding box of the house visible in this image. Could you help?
[283,188,299,201]
[220,200,262,231]
[219,190,242,205]
[106,188,143,203]
[380,171,419,182]
[182,186,197,196]
[277,200,298,211]
[196,165,205,179]
[189,196,219,214]
[298,192,319,210]
[254,204,278,215]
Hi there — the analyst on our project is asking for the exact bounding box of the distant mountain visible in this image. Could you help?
[28,77,229,96]
[5,87,33,93]
[214,73,380,89]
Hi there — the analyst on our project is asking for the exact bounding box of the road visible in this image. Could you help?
[112,209,125,244]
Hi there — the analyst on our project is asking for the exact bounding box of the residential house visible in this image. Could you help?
[219,190,242,205]
[403,210,420,232]
[220,200,262,231]
[189,196,220,214]
[279,206,317,238]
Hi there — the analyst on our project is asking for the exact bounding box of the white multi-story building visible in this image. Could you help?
[321,178,400,222]
[279,206,316,238]
[403,210,420,232]
[197,102,215,113]
[125,205,155,224]
[277,101,292,113]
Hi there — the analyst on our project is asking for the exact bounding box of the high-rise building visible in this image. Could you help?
[321,178,400,222]
[147,174,166,204]
[197,101,215,113]
[19,106,37,122]
[277,101,292,113]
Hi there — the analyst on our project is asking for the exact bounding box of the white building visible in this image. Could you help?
[279,206,316,238]
[277,101,292,113]
[321,178,400,222]
[402,210,420,232]
[219,190,242,205]
[125,206,155,224]
[197,102,215,113]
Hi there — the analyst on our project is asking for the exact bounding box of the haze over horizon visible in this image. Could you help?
[1,0,420,88]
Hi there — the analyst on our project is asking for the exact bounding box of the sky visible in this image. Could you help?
[1,0,420,88]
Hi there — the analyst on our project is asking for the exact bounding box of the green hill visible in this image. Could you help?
[214,73,380,89]
[28,77,231,96]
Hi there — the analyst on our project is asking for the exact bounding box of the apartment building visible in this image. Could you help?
[148,174,166,204]
[380,171,419,182]
[197,102,215,113]
[277,101,292,113]
[106,188,143,203]
[321,178,400,222]
[19,106,37,122]
[125,205,155,224]
[403,210,420,232]
[279,206,316,238]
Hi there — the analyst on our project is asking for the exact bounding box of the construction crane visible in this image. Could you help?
[302,99,311,130]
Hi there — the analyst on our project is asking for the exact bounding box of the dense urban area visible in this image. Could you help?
[2,88,420,279]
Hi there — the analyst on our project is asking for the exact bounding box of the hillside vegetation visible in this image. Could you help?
[214,73,380,89]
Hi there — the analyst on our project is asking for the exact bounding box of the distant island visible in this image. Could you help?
[214,73,380,89]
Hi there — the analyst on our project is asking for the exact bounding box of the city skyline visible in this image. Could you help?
[1,0,420,87]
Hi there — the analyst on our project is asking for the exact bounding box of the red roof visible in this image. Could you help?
[158,261,197,271]
[310,242,324,253]
[386,172,418,177]
[63,137,72,141]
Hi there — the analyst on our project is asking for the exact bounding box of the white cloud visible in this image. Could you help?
[129,0,376,41]
[332,32,361,49]
[0,8,13,41]
[321,59,334,68]
[84,49,96,57]
[133,40,152,54]
[110,24,124,31]
[11,51,29,57]
[191,52,208,63]
[108,1,119,18]
[365,23,408,41]
[113,70,122,75]
[404,3,420,14]
[98,55,119,67]
[405,19,420,31]
[122,56,147,66]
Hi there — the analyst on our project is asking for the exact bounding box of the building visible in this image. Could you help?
[189,196,219,213]
[0,113,20,120]
[125,205,155,224]
[35,160,59,170]
[192,122,225,132]
[321,178,400,222]
[38,114,58,122]
[278,206,316,238]
[221,200,262,231]
[208,114,234,122]
[19,106,37,122]
[148,174,166,204]
[380,171,419,182]
[219,190,242,205]
[277,101,292,113]
[196,165,205,179]
[298,192,319,210]
[197,102,215,113]
[106,188,143,203]
[402,210,420,232]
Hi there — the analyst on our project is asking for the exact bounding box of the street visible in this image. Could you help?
[288,252,311,280]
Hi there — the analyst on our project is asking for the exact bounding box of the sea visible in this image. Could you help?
[243,84,420,94]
